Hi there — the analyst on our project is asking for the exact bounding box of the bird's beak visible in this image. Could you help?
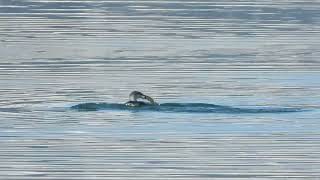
[144,95,157,105]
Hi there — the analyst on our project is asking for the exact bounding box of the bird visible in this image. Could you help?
[124,91,158,107]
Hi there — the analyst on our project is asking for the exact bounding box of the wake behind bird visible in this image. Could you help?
[71,102,303,114]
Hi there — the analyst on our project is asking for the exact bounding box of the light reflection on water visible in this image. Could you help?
[0,0,320,179]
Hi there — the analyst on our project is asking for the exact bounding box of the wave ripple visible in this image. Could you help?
[71,102,303,114]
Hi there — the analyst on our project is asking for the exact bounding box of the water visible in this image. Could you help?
[1,0,320,179]
[71,102,304,113]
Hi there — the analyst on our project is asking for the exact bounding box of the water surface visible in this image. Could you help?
[1,0,320,179]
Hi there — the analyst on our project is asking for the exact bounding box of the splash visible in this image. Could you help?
[71,103,303,114]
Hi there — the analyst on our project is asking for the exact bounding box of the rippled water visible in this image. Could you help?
[1,0,320,179]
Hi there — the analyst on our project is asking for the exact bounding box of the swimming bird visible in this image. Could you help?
[125,91,158,107]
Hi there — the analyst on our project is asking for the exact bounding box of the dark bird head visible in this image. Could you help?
[129,91,157,105]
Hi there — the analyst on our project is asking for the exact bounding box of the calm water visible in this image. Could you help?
[1,0,320,179]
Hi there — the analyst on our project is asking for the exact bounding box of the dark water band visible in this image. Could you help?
[71,103,304,114]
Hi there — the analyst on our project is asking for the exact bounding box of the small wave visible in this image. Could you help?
[71,103,303,114]
[0,107,24,113]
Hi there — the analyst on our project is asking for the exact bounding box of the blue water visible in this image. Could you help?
[71,102,304,113]
[1,0,320,179]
